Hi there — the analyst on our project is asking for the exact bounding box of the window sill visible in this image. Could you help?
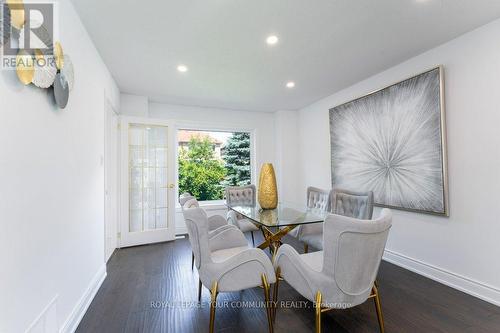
[176,200,227,212]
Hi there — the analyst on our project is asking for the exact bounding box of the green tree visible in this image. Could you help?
[178,136,227,201]
[222,132,251,186]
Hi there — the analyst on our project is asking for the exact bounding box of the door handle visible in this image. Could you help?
[168,184,175,189]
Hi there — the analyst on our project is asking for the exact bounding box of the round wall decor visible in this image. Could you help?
[61,54,74,91]
[32,49,56,88]
[54,41,64,70]
[53,72,69,109]
[15,50,34,85]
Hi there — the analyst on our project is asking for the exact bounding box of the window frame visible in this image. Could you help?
[175,123,257,206]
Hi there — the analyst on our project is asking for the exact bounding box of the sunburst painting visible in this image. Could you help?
[329,67,448,215]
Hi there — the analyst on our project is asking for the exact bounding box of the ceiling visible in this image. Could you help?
[71,0,500,112]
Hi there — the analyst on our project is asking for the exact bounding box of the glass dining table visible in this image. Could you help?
[227,202,328,259]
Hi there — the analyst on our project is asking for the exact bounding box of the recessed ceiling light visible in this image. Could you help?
[286,81,295,88]
[266,35,279,45]
[177,64,188,73]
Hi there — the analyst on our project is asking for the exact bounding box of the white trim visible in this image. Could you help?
[383,249,500,307]
[25,295,58,333]
[59,265,107,333]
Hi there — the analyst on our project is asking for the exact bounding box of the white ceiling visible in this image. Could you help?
[71,0,500,112]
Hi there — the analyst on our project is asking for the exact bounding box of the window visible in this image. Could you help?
[177,129,251,201]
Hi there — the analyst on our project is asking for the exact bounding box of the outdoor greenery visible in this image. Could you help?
[178,132,251,201]
[178,137,227,201]
[222,132,251,186]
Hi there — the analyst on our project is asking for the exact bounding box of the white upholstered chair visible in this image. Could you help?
[179,192,195,206]
[292,187,331,253]
[300,188,374,252]
[183,206,276,333]
[225,185,259,246]
[179,193,229,270]
[274,209,392,333]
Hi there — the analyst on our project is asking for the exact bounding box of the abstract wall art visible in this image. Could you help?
[329,67,448,215]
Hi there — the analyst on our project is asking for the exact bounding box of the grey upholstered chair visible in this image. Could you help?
[180,194,229,270]
[291,187,331,253]
[225,185,259,246]
[274,209,392,333]
[300,188,374,252]
[331,188,374,220]
[179,192,195,206]
[183,206,276,333]
[181,198,245,301]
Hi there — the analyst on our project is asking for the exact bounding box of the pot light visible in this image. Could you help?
[266,35,279,45]
[286,81,295,88]
[177,64,188,73]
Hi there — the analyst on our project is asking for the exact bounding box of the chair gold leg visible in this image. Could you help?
[209,281,218,333]
[304,243,309,254]
[198,279,202,302]
[315,291,322,333]
[251,231,255,246]
[273,267,280,320]
[373,285,385,333]
[261,274,274,333]
[191,252,195,270]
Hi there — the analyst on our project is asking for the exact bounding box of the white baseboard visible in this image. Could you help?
[383,249,500,307]
[59,265,107,333]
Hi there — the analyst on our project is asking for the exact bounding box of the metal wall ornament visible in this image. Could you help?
[32,50,56,88]
[61,54,74,91]
[54,41,64,70]
[15,50,34,84]
[7,2,74,109]
[53,72,69,109]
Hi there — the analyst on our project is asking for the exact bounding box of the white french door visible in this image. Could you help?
[119,117,176,247]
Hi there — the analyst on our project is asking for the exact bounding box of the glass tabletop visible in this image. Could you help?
[227,201,328,227]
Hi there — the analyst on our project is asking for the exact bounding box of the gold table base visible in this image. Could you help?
[256,225,297,261]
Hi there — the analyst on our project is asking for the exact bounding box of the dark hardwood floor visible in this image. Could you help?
[77,233,500,332]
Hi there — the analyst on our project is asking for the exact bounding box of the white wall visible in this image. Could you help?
[148,102,277,169]
[274,110,301,203]
[297,19,500,305]
[120,94,148,117]
[0,1,120,332]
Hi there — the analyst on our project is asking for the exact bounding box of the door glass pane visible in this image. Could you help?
[130,189,142,210]
[130,168,142,189]
[155,148,167,167]
[144,167,155,188]
[156,168,168,187]
[144,209,156,230]
[143,188,155,210]
[129,124,169,232]
[156,188,167,208]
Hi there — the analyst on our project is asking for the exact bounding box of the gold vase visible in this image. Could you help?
[258,163,278,209]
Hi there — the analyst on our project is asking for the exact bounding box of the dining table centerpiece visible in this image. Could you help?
[258,163,278,209]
